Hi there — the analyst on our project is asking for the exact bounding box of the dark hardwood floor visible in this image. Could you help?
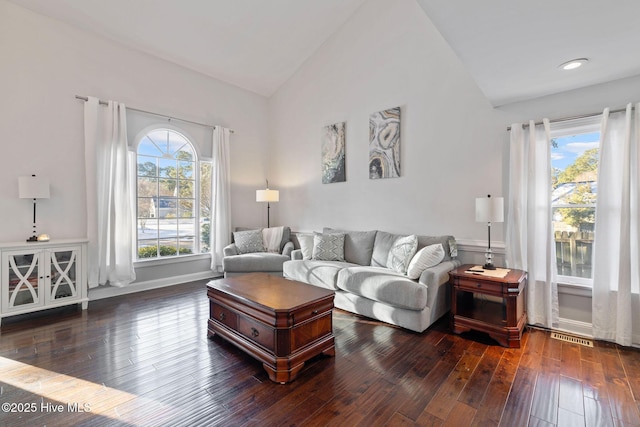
[1,279,639,426]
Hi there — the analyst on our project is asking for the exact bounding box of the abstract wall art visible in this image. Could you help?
[369,106,400,179]
[321,122,346,184]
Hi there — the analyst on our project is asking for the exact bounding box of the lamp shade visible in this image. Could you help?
[19,176,50,199]
[256,189,279,203]
[475,196,504,223]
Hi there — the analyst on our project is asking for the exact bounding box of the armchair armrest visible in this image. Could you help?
[282,241,294,257]
[291,249,303,260]
[223,243,239,257]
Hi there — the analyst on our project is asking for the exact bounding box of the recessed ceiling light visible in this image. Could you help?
[559,58,589,70]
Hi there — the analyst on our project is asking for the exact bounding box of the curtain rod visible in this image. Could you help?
[506,105,632,131]
[75,95,234,133]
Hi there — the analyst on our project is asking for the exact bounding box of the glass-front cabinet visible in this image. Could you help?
[0,240,88,324]
[3,250,43,311]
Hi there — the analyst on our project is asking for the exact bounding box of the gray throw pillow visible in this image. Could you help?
[312,233,345,261]
[387,234,418,274]
[233,229,266,254]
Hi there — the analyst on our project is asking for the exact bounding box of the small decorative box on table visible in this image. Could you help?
[449,264,527,348]
[207,273,335,384]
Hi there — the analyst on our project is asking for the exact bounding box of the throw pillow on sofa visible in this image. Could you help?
[406,243,445,279]
[312,232,345,261]
[233,229,266,254]
[387,234,418,274]
[297,233,315,259]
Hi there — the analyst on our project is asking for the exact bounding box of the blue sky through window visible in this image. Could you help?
[551,132,599,171]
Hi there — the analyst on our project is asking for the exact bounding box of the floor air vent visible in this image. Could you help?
[550,332,593,347]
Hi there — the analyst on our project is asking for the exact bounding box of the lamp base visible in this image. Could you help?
[483,262,496,270]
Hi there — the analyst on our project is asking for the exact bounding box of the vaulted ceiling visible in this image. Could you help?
[8,0,640,106]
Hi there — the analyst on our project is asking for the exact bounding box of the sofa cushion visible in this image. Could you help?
[324,228,377,266]
[407,243,445,279]
[233,229,266,254]
[223,252,290,272]
[417,235,456,262]
[312,233,345,261]
[337,267,428,310]
[371,231,405,267]
[386,234,418,274]
[234,226,291,253]
[284,260,358,290]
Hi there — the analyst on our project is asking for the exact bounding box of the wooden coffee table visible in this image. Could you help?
[207,273,335,383]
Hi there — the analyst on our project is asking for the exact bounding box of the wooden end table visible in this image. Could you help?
[207,273,335,383]
[449,264,527,348]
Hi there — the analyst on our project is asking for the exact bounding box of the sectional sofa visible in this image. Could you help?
[283,228,460,332]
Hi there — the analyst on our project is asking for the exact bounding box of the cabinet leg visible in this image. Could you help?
[81,301,88,310]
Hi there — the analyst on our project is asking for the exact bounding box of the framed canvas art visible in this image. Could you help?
[369,107,400,179]
[321,122,346,184]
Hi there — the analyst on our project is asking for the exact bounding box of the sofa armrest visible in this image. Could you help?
[223,243,239,257]
[418,259,462,287]
[282,241,294,257]
[291,249,303,260]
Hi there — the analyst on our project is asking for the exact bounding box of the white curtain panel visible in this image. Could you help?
[83,97,136,288]
[592,103,640,346]
[506,120,559,329]
[210,126,232,272]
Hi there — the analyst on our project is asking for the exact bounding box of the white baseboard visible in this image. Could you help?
[88,271,221,301]
[556,318,593,338]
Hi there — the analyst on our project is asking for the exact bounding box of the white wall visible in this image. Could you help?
[269,0,504,244]
[0,1,270,286]
[268,0,640,335]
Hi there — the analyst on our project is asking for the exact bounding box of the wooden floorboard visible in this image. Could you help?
[1,279,639,426]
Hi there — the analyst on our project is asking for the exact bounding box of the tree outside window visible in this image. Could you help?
[551,132,599,281]
[136,128,210,259]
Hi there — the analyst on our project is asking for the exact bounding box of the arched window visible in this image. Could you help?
[136,128,210,259]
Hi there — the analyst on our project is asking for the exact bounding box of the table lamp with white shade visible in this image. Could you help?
[19,174,50,242]
[475,194,504,270]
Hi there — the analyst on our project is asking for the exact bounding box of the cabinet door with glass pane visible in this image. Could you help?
[1,249,44,313]
[46,247,81,304]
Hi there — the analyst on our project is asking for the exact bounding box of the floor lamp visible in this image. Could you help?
[256,181,279,228]
[475,194,504,270]
[19,175,50,242]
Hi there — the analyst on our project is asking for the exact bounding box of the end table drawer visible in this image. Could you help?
[238,316,274,351]
[210,302,238,329]
[456,278,503,295]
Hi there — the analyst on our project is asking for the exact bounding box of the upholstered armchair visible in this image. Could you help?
[222,226,294,277]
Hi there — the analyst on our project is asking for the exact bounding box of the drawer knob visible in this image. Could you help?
[476,283,482,288]
[312,310,318,315]
[251,328,259,338]
[219,312,226,321]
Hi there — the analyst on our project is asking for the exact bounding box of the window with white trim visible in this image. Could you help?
[550,118,600,285]
[135,128,211,259]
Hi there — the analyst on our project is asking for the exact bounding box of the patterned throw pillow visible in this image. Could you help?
[448,238,458,258]
[406,244,445,279]
[386,234,418,274]
[312,233,345,261]
[233,229,266,254]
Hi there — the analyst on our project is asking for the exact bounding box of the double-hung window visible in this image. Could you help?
[550,118,600,286]
[135,128,211,259]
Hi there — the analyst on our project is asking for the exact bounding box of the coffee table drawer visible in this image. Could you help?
[211,302,238,329]
[291,300,333,325]
[238,316,274,351]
